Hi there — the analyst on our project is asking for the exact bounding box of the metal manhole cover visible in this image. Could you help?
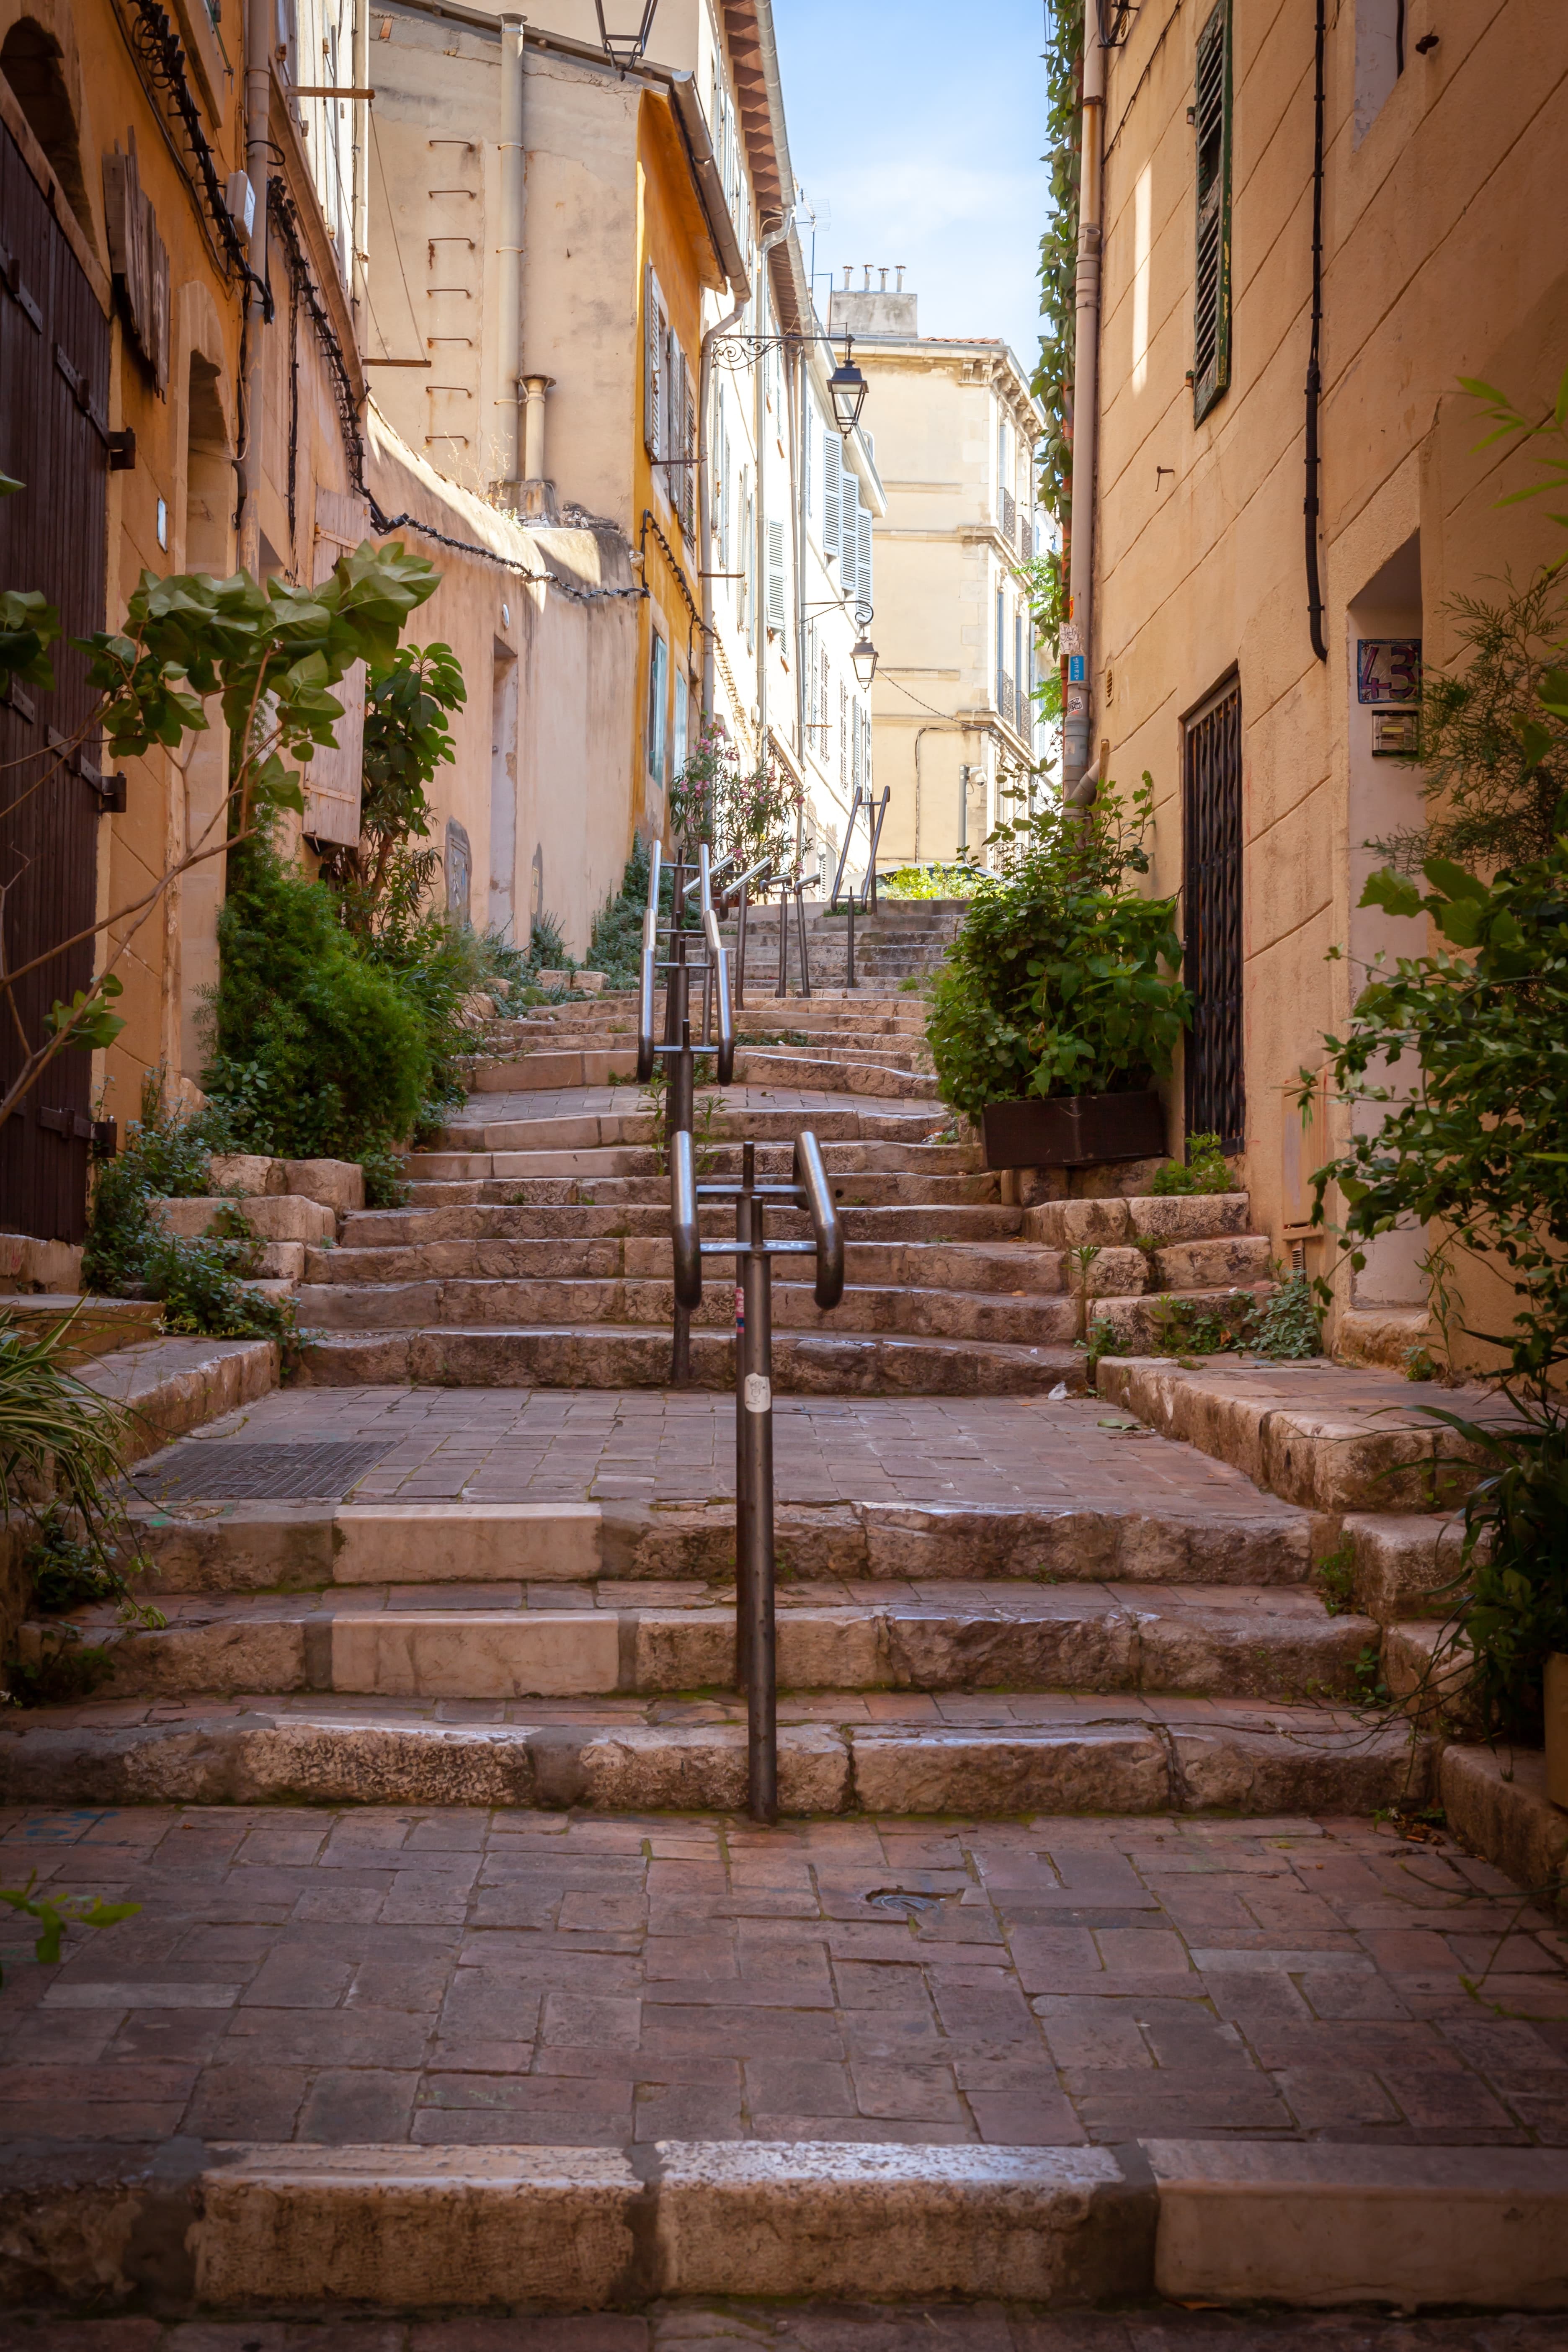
[137,1441,398,1502]
[865,1889,939,1916]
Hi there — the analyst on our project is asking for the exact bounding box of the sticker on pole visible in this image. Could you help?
[743,1373,771,1414]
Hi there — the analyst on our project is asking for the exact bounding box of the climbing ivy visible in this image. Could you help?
[1034,1,1084,524]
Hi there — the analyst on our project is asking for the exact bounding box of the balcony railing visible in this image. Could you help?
[1000,488,1016,544]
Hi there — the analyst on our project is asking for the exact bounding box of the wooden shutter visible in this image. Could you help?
[1192,0,1233,422]
[841,483,859,606]
[679,353,696,540]
[858,503,872,609]
[1183,678,1245,1148]
[767,517,786,646]
[643,266,661,455]
[302,485,369,847]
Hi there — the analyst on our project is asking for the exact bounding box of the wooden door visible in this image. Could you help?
[0,119,111,1242]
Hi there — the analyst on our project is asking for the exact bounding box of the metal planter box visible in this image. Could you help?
[980,1090,1166,1171]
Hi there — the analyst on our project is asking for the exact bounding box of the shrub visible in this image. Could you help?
[588,838,654,990]
[206,835,431,1159]
[926,777,1189,1121]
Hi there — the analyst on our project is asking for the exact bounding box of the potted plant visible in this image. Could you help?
[926,776,1190,1168]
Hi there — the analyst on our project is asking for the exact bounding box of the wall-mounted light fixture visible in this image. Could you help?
[851,633,879,690]
[829,338,868,437]
[594,0,658,71]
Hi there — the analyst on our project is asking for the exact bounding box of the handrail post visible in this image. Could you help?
[775,874,789,998]
[737,1153,777,1825]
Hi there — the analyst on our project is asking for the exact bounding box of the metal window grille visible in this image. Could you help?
[1192,0,1233,422]
[1182,679,1245,1149]
[1001,487,1016,544]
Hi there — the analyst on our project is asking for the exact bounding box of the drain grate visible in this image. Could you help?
[137,1440,399,1502]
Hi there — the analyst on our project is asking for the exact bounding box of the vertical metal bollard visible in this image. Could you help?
[668,953,694,1387]
[775,876,789,998]
[733,1142,753,1699]
[737,1148,777,1826]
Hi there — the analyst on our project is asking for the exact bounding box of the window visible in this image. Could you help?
[647,630,668,787]
[1192,0,1233,423]
[995,586,1007,717]
[1183,678,1245,1149]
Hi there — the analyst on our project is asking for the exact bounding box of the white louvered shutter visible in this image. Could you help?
[823,431,840,564]
[858,503,872,609]
[767,518,786,646]
[841,486,859,607]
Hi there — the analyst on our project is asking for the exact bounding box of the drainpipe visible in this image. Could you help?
[1062,13,1105,808]
[352,0,369,330]
[752,214,793,761]
[1304,0,1328,663]
[698,280,749,726]
[237,0,273,573]
[496,12,526,501]
[791,338,806,845]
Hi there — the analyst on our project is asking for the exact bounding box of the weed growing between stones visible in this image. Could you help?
[1316,1536,1357,1616]
[1148,1131,1235,1196]
[0,1872,139,1985]
[83,1079,302,1373]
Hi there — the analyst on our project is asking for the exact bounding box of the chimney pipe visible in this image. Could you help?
[879,267,887,291]
[497,12,526,496]
[521,373,554,511]
[895,266,905,291]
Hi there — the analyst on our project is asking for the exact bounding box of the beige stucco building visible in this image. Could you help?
[1074,0,1568,1364]
[828,275,1045,873]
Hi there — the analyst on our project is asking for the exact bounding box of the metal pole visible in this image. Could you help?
[846,893,856,990]
[795,884,812,999]
[775,878,789,998]
[738,1166,777,1824]
[734,1142,753,1697]
[669,961,693,1387]
[735,883,749,1008]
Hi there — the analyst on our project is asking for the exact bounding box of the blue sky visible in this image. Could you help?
[773,0,1048,377]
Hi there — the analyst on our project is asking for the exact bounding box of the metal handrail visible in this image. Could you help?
[665,1127,846,1821]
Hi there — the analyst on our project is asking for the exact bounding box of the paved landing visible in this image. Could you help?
[151,1389,1304,1515]
[5,2311,1563,2350]
[3,1803,1561,2151]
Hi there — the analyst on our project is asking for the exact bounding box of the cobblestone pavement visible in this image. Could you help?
[2,1805,1562,2152]
[152,1390,1300,1516]
[0,2311,1560,2351]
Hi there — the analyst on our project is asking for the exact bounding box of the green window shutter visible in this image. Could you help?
[1192,0,1233,423]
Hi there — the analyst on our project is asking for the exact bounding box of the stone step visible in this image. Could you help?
[1096,1355,1524,1513]
[439,1103,949,1154]
[463,1050,939,1102]
[293,1276,1081,1348]
[1087,1284,1275,1354]
[122,1495,1317,1595]
[71,1334,279,1467]
[33,1581,1372,1703]
[306,1237,1061,1294]
[361,1169,1008,1225]
[4,2135,1562,2315]
[0,1692,1425,1816]
[348,1202,1029,1246]
[405,1135,980,1181]
[294,1325,1087,1394]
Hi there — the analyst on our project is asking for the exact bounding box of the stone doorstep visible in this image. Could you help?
[122,1497,1317,1594]
[292,1326,1089,1397]
[31,1585,1378,1704]
[0,1294,163,1361]
[73,1336,279,1466]
[1096,1355,1520,1513]
[2,2137,1563,2313]
[0,1708,1429,1818]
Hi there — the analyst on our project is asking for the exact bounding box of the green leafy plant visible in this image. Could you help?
[1250,1269,1324,1360]
[1316,1537,1357,1617]
[670,730,803,873]
[1,542,441,1135]
[0,586,60,692]
[0,1311,136,1576]
[926,776,1189,1120]
[83,1078,303,1372]
[587,838,652,990]
[359,1139,410,1210]
[1148,1132,1235,1196]
[318,642,466,937]
[879,864,985,902]
[0,1872,139,1983]
[1033,0,1084,524]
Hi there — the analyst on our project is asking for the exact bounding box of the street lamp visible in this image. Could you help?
[828,338,868,437]
[851,633,878,690]
[594,0,658,70]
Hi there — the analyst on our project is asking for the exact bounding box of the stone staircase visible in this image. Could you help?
[724,894,969,988]
[10,1422,1421,1820]
[292,985,1279,1395]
